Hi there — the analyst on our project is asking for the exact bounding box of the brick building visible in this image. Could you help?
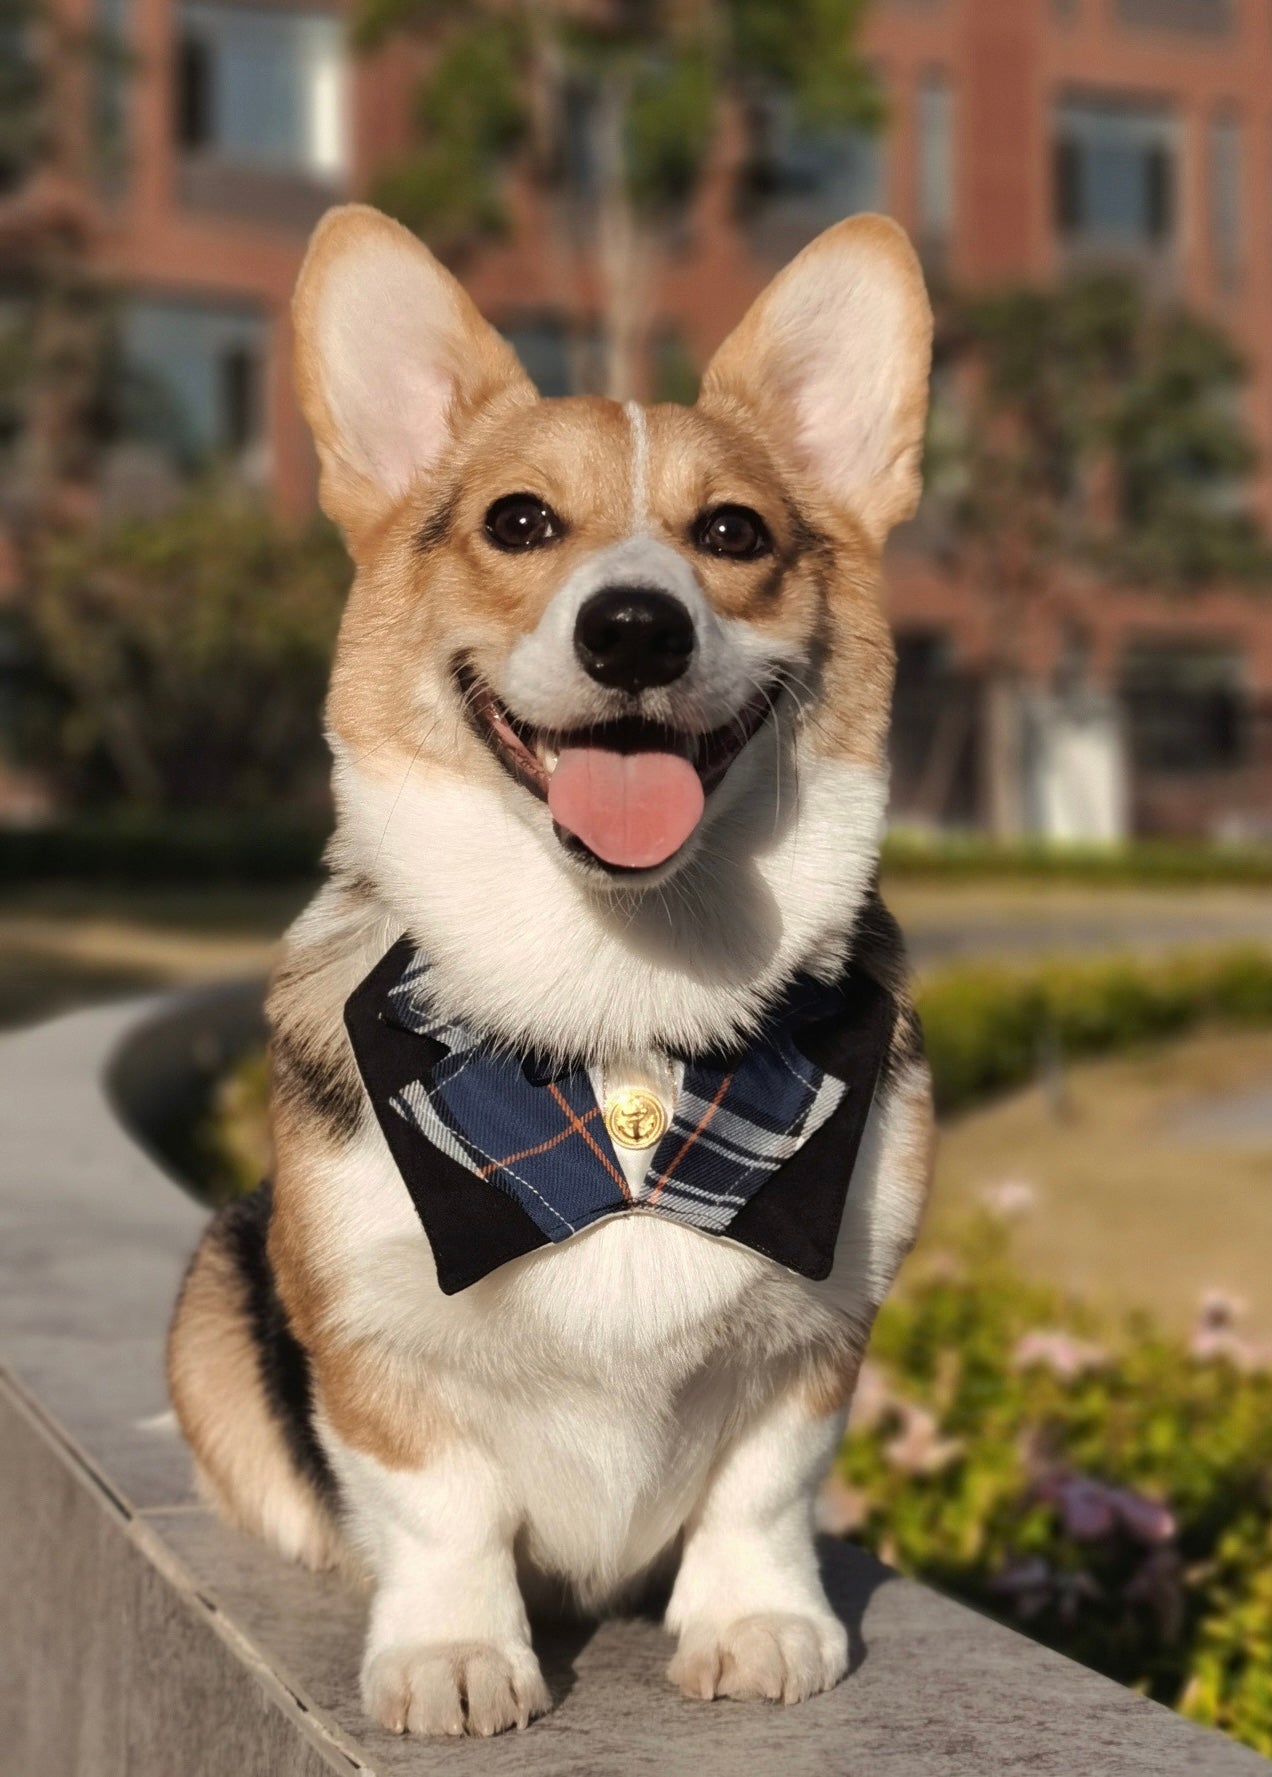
[42,0,1272,835]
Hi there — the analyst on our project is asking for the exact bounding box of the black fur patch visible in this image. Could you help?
[217,1183,339,1507]
[851,888,927,1091]
[272,1025,365,1144]
[783,497,833,563]
[415,491,458,554]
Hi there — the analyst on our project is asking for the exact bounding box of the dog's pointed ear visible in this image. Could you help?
[700,215,932,549]
[293,205,534,551]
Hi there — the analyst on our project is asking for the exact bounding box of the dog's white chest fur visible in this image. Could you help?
[318,1118,831,1585]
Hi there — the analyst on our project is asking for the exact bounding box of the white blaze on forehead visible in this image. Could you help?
[624,399,650,532]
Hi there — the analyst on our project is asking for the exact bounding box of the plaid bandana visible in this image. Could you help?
[345,938,898,1295]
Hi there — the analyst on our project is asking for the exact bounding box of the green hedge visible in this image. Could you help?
[883,834,1272,888]
[0,814,328,887]
[918,947,1272,1115]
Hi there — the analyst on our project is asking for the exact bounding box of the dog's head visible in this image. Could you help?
[294,205,930,1057]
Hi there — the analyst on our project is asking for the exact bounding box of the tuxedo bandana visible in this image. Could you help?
[345,939,899,1295]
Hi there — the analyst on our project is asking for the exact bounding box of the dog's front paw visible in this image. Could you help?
[669,1612,848,1706]
[362,1639,550,1737]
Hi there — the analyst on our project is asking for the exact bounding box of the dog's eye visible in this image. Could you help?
[485,494,562,551]
[695,505,771,560]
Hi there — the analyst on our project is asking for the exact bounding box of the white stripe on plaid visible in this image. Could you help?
[393,1080,579,1237]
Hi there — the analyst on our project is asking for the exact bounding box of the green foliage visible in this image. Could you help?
[25,490,347,813]
[843,1225,1272,1754]
[0,813,327,884]
[729,0,882,132]
[371,18,526,252]
[358,0,880,287]
[194,1044,272,1200]
[939,272,1272,590]
[882,833,1272,887]
[917,948,1272,1115]
[626,45,716,214]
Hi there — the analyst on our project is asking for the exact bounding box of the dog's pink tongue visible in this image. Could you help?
[548,748,705,869]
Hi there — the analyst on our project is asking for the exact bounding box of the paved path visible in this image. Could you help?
[892,884,1272,970]
[1172,1086,1272,1149]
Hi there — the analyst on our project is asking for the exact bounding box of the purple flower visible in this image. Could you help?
[1035,1472,1175,1544]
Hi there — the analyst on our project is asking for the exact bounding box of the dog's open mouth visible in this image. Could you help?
[456,664,777,873]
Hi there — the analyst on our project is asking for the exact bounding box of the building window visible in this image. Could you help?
[746,92,886,252]
[1120,642,1248,774]
[500,316,605,398]
[173,2,348,180]
[176,32,212,151]
[916,72,954,262]
[1208,109,1242,291]
[118,298,267,477]
[1115,0,1232,35]
[1054,97,1176,250]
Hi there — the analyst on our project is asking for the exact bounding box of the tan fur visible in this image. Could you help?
[167,1218,344,1570]
[316,1340,454,1472]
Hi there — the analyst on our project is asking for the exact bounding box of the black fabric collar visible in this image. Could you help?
[345,939,898,1294]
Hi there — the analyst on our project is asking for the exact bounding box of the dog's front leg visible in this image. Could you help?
[345,1441,550,1737]
[666,1390,848,1706]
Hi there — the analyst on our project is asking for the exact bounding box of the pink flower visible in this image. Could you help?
[1012,1330,1108,1380]
[1051,1476,1118,1540]
[1189,1297,1272,1372]
[978,1178,1039,1218]
[1110,1488,1176,1545]
[846,1360,892,1434]
[815,1473,870,1536]
[883,1404,964,1477]
[1197,1289,1246,1332]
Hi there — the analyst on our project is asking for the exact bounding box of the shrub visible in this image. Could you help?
[25,491,347,814]
[919,947,1272,1114]
[835,1223,1272,1755]
[882,834,1272,888]
[0,812,327,885]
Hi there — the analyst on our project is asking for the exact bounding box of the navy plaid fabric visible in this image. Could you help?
[379,949,848,1247]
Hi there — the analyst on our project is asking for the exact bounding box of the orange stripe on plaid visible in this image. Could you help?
[475,1104,604,1178]
[647,1072,734,1207]
[548,1083,631,1197]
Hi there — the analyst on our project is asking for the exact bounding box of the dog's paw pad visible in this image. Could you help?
[362,1640,550,1737]
[669,1612,848,1706]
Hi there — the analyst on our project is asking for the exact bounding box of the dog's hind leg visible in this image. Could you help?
[167,1184,345,1572]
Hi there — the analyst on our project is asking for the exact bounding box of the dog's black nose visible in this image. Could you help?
[574,587,694,694]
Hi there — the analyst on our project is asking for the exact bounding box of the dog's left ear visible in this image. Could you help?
[293,204,534,553]
[700,215,932,549]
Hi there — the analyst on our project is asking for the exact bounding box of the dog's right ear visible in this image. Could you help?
[293,205,534,553]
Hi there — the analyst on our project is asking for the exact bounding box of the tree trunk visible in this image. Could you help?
[593,74,652,403]
[982,671,1027,840]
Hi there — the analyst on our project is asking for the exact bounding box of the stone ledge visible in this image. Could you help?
[0,992,1266,1777]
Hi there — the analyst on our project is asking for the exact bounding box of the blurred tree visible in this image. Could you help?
[927,275,1272,836]
[355,0,881,398]
[27,492,346,812]
[0,0,127,545]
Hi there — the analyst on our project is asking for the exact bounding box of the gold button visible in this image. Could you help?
[604,1088,668,1151]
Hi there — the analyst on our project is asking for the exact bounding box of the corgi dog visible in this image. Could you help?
[168,203,936,1740]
